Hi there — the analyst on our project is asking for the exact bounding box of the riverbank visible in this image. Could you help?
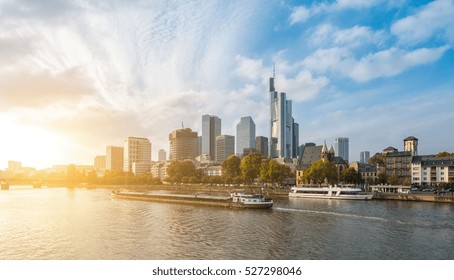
[373,192,454,203]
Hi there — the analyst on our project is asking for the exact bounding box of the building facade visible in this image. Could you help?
[158,149,167,161]
[269,75,298,159]
[123,137,152,175]
[202,115,221,159]
[411,156,454,186]
[334,137,349,163]
[215,135,235,163]
[94,155,106,173]
[169,128,199,161]
[404,136,418,156]
[106,146,124,171]
[349,162,378,183]
[256,136,269,157]
[236,116,256,157]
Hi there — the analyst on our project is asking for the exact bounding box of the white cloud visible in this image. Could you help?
[289,6,310,25]
[391,0,454,45]
[302,46,449,82]
[234,55,264,81]
[277,70,329,102]
[350,46,450,82]
[309,24,387,48]
[289,0,385,23]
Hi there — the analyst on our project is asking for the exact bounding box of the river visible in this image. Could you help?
[1,186,453,260]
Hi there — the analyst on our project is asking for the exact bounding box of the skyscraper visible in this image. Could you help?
[169,128,199,160]
[334,137,349,162]
[256,136,269,157]
[236,116,256,157]
[360,151,370,164]
[123,137,151,174]
[269,74,298,158]
[202,114,221,160]
[215,135,235,163]
[106,146,124,171]
[158,149,167,161]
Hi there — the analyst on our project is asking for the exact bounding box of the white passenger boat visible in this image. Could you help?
[289,185,373,200]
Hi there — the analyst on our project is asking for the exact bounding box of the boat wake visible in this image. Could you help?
[275,207,392,223]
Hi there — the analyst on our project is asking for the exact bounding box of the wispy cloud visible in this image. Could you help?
[391,0,454,45]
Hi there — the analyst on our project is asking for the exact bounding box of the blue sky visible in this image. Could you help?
[0,0,453,169]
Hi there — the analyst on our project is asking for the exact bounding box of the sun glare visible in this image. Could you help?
[1,124,70,170]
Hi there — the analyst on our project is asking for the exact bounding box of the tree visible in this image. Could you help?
[388,175,399,185]
[240,152,263,185]
[368,153,384,165]
[261,159,292,185]
[166,160,197,182]
[436,151,454,157]
[340,167,363,185]
[221,155,241,181]
[301,160,337,186]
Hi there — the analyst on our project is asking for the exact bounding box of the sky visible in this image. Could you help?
[1,0,454,170]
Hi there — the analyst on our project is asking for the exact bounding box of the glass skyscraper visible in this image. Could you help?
[236,116,256,157]
[269,75,299,159]
[335,137,349,162]
[201,114,221,160]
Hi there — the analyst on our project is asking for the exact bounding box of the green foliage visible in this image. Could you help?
[388,175,399,185]
[368,153,384,165]
[436,151,454,157]
[340,167,363,184]
[221,155,241,181]
[240,153,263,184]
[166,160,197,182]
[301,160,337,186]
[260,159,292,185]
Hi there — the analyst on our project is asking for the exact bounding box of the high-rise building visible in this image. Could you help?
[236,116,256,157]
[202,115,221,159]
[169,128,199,160]
[158,149,167,161]
[360,151,370,164]
[256,136,269,157]
[215,135,235,163]
[334,137,349,162]
[269,75,298,158]
[94,155,106,172]
[292,120,299,158]
[106,146,124,171]
[123,137,151,175]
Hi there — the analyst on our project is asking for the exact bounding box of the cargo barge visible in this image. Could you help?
[111,190,273,209]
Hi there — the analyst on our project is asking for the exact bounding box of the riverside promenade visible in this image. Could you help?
[373,192,454,203]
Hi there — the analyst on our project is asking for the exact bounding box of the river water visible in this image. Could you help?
[1,187,453,260]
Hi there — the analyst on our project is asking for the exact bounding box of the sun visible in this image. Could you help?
[0,123,70,170]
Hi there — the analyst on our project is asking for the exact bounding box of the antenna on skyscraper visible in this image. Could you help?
[273,62,275,79]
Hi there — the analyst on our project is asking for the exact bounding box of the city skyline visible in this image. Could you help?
[1,0,454,170]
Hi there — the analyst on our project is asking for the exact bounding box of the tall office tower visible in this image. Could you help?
[404,136,418,156]
[236,116,256,157]
[202,114,221,159]
[360,151,370,164]
[292,120,299,158]
[269,74,298,158]
[198,136,202,156]
[106,146,124,171]
[158,149,167,161]
[169,128,199,160]
[256,136,269,157]
[215,135,235,163]
[334,137,349,162]
[94,155,106,172]
[123,137,151,174]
